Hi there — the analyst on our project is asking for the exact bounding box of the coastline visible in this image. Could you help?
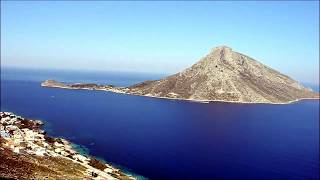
[0,112,139,179]
[41,81,320,105]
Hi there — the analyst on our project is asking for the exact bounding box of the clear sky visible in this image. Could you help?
[1,1,319,84]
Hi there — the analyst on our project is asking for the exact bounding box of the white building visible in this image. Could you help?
[34,147,46,156]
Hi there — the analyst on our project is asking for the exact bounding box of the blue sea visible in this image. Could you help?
[1,67,319,180]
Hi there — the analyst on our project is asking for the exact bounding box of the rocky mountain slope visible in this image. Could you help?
[42,46,319,104]
[128,46,318,103]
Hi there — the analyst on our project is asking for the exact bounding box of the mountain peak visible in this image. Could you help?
[128,46,318,103]
[211,45,232,52]
[207,45,233,62]
[42,45,319,104]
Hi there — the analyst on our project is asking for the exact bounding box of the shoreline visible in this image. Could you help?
[41,81,320,105]
[0,112,139,179]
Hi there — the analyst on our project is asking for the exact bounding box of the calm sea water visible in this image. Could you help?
[1,68,319,180]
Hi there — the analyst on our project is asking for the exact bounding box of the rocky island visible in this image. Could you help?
[0,112,136,179]
[42,46,319,104]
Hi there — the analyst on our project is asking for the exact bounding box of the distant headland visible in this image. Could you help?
[41,46,319,104]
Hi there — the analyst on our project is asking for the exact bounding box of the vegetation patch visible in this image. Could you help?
[88,158,107,171]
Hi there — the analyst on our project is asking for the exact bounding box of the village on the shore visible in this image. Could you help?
[0,111,136,179]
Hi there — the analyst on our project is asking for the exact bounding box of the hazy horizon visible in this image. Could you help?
[1,1,319,84]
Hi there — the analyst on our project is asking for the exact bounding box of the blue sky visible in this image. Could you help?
[1,1,319,84]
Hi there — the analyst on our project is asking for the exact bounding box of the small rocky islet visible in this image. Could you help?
[0,112,136,180]
[42,46,319,104]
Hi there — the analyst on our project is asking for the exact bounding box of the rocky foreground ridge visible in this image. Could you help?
[0,112,136,180]
[41,46,319,104]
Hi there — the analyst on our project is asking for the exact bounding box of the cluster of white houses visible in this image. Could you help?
[0,112,90,163]
[0,112,136,179]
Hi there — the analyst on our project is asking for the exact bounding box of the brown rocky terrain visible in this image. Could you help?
[0,146,89,179]
[42,46,319,104]
[128,46,319,103]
